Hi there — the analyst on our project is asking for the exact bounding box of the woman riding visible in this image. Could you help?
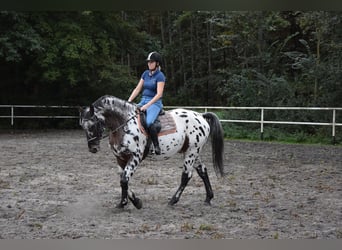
[128,51,166,155]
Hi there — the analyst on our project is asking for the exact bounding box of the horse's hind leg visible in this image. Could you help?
[168,171,192,206]
[168,152,195,206]
[195,159,214,205]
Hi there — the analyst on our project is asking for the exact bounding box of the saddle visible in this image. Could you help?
[138,109,176,159]
[139,109,164,135]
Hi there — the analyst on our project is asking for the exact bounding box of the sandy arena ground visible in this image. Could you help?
[0,130,341,239]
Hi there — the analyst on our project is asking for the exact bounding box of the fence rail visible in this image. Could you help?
[1,105,341,143]
[165,106,342,143]
[0,105,79,126]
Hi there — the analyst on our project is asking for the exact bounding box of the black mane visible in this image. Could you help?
[93,95,136,110]
[92,95,137,133]
[93,95,137,114]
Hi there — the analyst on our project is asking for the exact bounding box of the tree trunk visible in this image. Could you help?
[207,21,212,75]
[190,15,195,78]
[314,27,321,103]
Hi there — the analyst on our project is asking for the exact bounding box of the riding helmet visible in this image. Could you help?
[146,51,162,65]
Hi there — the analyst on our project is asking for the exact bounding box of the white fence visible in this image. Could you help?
[1,105,341,143]
[0,105,79,126]
[166,106,342,143]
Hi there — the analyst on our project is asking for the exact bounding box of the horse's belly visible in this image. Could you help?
[159,133,185,156]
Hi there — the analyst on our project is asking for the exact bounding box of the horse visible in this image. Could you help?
[79,95,224,209]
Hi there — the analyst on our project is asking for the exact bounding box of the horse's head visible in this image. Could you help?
[79,105,105,153]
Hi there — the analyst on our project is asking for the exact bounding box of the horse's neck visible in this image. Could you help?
[95,96,137,129]
[102,98,136,116]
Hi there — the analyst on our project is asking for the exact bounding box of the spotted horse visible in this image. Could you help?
[79,95,224,209]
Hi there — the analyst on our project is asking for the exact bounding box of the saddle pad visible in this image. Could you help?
[158,111,177,136]
[138,111,177,137]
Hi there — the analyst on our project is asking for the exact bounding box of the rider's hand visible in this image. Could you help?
[140,104,149,111]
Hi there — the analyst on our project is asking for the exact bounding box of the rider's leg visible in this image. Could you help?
[146,103,162,155]
[148,122,161,155]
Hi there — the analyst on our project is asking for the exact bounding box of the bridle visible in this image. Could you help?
[84,115,105,143]
[85,110,139,143]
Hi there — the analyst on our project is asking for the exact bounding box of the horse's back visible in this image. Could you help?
[169,108,210,145]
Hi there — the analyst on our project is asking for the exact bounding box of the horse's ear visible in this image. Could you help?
[89,105,95,116]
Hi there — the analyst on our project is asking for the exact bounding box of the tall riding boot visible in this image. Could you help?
[149,123,161,155]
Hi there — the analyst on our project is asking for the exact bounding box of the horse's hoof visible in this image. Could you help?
[116,202,126,209]
[132,198,143,209]
[168,197,178,206]
[204,200,212,206]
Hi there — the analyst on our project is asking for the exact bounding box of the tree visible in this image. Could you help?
[0,11,341,109]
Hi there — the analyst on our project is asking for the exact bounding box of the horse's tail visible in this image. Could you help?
[202,112,225,177]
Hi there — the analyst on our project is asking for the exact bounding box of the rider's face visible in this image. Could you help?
[147,60,157,70]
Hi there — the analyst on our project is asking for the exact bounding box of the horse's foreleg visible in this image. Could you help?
[117,172,129,208]
[117,176,142,209]
[128,189,142,209]
[195,163,214,205]
[116,153,143,209]
[169,171,192,206]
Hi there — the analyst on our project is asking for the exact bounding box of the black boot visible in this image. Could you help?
[148,123,161,155]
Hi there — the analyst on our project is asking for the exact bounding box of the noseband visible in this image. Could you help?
[86,116,105,143]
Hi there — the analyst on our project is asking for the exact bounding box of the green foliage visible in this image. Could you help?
[0,12,43,62]
[222,123,339,145]
[0,11,341,137]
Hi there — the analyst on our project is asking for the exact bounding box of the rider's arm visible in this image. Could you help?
[128,79,144,102]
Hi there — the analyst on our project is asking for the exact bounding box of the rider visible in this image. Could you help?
[128,51,166,155]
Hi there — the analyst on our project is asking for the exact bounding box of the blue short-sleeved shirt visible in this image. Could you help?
[141,69,166,98]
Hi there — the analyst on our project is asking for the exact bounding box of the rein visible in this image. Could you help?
[108,112,138,135]
[88,110,139,143]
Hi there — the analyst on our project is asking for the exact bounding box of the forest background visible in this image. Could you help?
[0,11,341,142]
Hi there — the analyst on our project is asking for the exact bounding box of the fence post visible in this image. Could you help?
[332,109,336,144]
[260,108,264,140]
[11,106,14,126]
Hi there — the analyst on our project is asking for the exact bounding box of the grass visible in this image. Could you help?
[222,123,341,145]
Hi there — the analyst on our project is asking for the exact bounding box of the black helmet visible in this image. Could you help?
[146,51,162,65]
